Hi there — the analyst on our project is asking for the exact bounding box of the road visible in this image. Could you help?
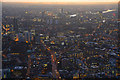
[40,40,60,78]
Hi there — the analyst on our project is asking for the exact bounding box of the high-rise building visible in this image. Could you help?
[60,8,64,14]
[55,20,58,24]
[24,31,32,42]
[50,19,53,24]
[13,18,18,33]
[47,19,50,24]
[42,11,45,18]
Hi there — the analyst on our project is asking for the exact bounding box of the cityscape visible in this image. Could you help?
[1,1,120,79]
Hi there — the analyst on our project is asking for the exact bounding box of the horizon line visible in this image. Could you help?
[2,1,118,5]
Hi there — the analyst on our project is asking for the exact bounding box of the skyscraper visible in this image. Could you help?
[13,18,18,33]
[24,31,32,42]
[60,8,64,14]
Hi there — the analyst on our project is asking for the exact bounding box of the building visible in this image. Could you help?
[13,18,18,33]
[61,58,70,69]
[24,31,32,42]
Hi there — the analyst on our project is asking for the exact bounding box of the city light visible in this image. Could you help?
[2,1,119,79]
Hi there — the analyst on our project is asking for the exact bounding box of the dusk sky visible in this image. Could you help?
[2,0,119,2]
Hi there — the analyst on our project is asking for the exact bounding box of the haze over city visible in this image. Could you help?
[2,0,119,2]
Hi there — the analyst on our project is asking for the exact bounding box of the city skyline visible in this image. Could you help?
[2,0,119,2]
